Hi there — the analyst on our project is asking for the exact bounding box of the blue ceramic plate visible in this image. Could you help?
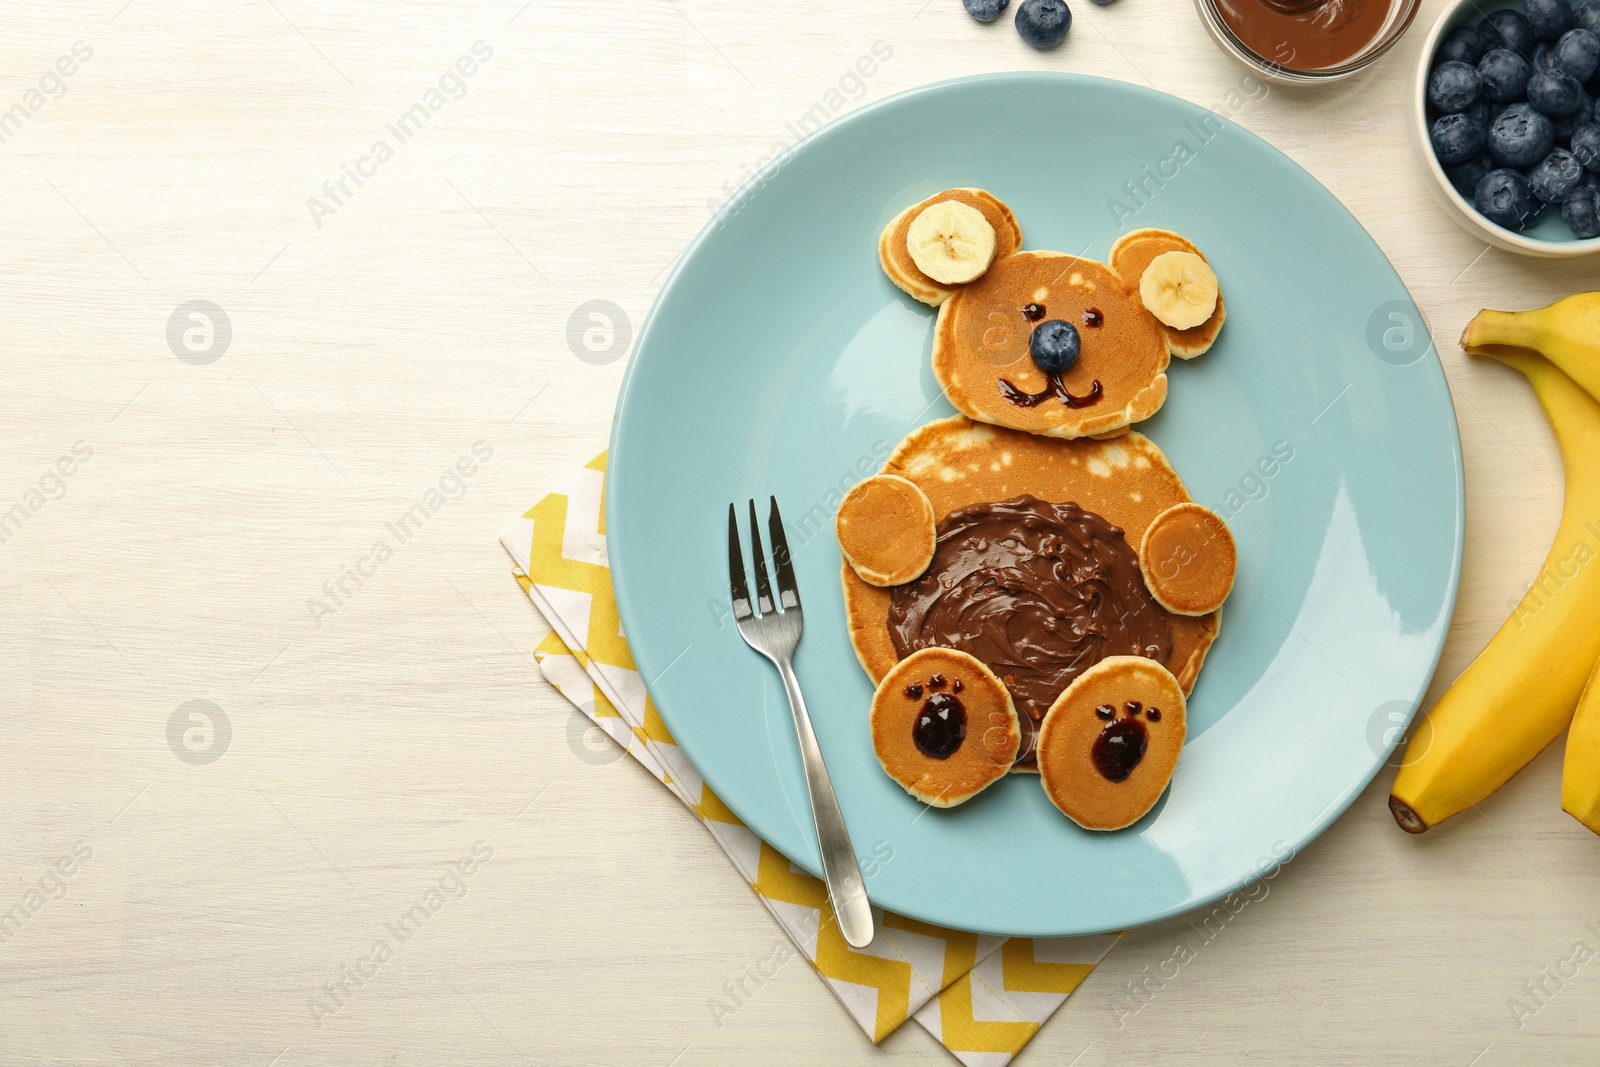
[607,73,1463,937]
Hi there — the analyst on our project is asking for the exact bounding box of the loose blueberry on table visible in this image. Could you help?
[962,0,1011,22]
[1015,0,1072,49]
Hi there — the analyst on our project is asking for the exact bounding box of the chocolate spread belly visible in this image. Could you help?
[887,496,1172,758]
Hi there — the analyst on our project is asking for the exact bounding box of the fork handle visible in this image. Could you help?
[775,658,875,949]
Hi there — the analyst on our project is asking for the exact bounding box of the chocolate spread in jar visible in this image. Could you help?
[1213,0,1390,72]
[887,496,1172,734]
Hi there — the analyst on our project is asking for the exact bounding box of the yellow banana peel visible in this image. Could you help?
[1390,344,1600,833]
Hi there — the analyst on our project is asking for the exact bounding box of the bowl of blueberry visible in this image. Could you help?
[1414,0,1600,255]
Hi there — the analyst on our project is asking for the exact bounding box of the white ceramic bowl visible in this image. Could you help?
[1409,0,1600,256]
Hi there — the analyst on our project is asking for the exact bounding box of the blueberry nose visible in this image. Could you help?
[1029,319,1080,375]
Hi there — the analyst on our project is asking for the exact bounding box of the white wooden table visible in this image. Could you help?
[7,1,1600,1064]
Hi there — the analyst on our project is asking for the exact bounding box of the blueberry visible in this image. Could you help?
[1433,110,1489,164]
[1588,168,1600,190]
[1535,41,1559,69]
[1029,319,1080,374]
[1580,0,1600,34]
[1554,27,1600,79]
[1015,0,1072,48]
[1090,0,1118,5]
[1552,88,1593,134]
[1531,147,1587,201]
[1572,122,1600,168]
[1447,152,1496,198]
[1429,60,1484,111]
[1483,9,1537,56]
[1476,168,1545,229]
[1562,184,1600,234]
[963,0,1011,21]
[1529,0,1577,42]
[1530,68,1586,114]
[1489,102,1557,166]
[1479,48,1534,101]
[1440,23,1491,65]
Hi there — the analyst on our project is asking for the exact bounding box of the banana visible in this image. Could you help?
[905,200,997,285]
[1564,657,1600,832]
[1390,348,1600,833]
[1138,251,1218,331]
[1461,293,1600,405]
[1458,297,1600,834]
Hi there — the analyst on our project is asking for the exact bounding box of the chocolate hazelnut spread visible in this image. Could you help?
[1213,0,1390,71]
[887,496,1172,729]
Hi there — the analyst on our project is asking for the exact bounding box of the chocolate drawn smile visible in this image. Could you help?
[997,375,1103,408]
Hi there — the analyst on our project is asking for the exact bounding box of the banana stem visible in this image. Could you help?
[1461,308,1545,354]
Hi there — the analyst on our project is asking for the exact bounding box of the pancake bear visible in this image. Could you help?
[880,190,1225,440]
[840,189,1237,815]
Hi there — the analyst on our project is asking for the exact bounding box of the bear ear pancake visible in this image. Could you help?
[879,188,1022,307]
[1109,228,1226,359]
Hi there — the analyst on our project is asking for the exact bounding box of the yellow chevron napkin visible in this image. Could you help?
[499,452,1118,1063]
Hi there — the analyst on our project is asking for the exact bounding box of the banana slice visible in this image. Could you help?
[906,200,997,285]
[1139,251,1219,331]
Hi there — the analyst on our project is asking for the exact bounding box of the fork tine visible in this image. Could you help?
[727,503,752,620]
[747,499,775,615]
[767,497,800,610]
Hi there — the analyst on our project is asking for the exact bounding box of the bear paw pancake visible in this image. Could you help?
[1036,656,1188,831]
[836,474,937,587]
[870,648,1021,807]
[880,189,1023,307]
[1109,228,1227,359]
[1138,503,1237,616]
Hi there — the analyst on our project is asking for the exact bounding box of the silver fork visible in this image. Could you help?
[728,498,874,949]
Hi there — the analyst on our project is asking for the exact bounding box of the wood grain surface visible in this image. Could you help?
[5,0,1600,1064]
